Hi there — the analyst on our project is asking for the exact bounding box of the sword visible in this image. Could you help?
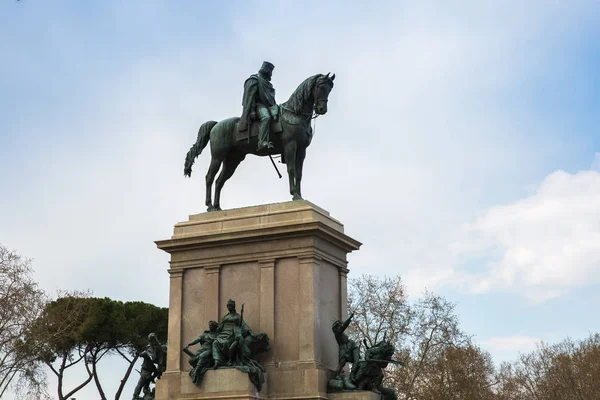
[269,155,282,179]
[247,113,251,144]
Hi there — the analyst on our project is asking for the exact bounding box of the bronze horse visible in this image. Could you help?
[184,73,335,211]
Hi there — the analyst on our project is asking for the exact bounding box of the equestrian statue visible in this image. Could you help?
[184,61,335,212]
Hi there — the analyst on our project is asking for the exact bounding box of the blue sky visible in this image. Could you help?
[1,1,600,398]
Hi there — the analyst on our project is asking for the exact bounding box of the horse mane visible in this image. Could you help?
[282,74,323,113]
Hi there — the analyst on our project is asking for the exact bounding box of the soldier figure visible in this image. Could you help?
[332,312,360,380]
[133,337,159,399]
[132,333,166,400]
[185,320,219,385]
[239,61,277,150]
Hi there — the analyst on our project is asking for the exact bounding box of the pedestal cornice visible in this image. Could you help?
[155,200,361,256]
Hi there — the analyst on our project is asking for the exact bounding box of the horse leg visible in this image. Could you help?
[284,141,300,200]
[295,147,306,200]
[205,157,222,212]
[213,155,245,210]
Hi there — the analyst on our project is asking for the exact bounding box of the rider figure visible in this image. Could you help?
[238,61,277,150]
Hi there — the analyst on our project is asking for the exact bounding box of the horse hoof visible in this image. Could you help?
[207,206,216,212]
[292,195,303,201]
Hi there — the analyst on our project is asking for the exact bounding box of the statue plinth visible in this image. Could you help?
[155,201,361,400]
[180,368,266,400]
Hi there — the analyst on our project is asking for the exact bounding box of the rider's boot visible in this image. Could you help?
[257,115,274,150]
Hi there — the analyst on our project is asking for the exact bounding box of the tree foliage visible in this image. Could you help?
[0,243,48,399]
[34,294,168,400]
[495,334,600,400]
[347,274,496,400]
[348,274,411,348]
[410,343,496,400]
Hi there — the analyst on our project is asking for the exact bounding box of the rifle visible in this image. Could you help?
[358,358,406,366]
[228,304,246,359]
[239,304,245,327]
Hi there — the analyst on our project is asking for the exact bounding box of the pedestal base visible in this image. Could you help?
[158,369,267,400]
[262,362,332,399]
[328,391,381,400]
[155,201,361,400]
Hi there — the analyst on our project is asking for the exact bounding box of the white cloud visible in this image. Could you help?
[481,335,540,353]
[451,168,600,302]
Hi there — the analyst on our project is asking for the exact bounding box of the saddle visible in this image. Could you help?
[235,105,283,142]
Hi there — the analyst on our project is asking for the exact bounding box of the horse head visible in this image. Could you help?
[246,332,271,357]
[313,72,335,115]
[366,340,395,368]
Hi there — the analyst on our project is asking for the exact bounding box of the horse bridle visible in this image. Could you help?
[281,91,327,120]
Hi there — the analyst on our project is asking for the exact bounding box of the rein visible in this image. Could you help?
[280,104,314,120]
[280,78,326,137]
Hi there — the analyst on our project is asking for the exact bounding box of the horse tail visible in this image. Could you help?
[184,121,218,177]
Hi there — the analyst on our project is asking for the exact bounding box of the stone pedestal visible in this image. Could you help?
[178,369,266,400]
[155,201,361,400]
[329,392,381,400]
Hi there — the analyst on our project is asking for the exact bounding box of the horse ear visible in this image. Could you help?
[330,73,335,81]
[325,72,330,78]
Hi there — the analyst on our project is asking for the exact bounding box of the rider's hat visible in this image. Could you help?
[260,61,275,74]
